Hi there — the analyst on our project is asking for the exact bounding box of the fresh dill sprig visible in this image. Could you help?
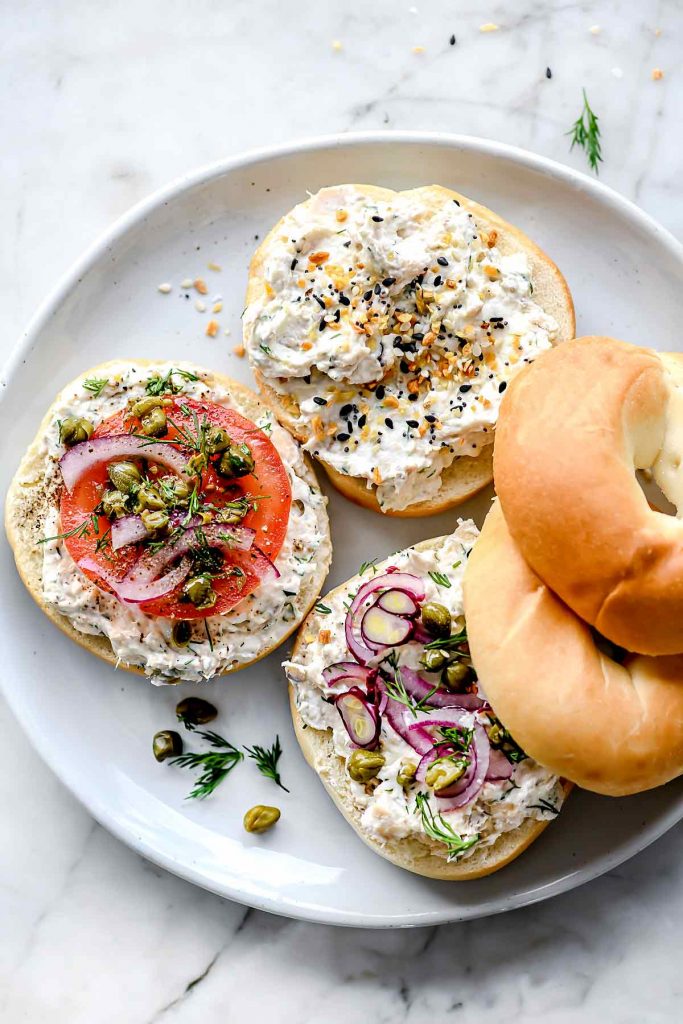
[39,513,100,545]
[424,628,468,652]
[529,798,560,816]
[244,735,289,792]
[145,367,199,396]
[314,601,332,615]
[170,730,243,799]
[359,558,378,576]
[259,343,272,356]
[428,570,451,588]
[439,726,474,753]
[82,377,109,398]
[567,89,603,173]
[414,792,479,861]
[382,654,435,718]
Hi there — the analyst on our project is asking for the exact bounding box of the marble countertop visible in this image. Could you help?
[1,1,681,1020]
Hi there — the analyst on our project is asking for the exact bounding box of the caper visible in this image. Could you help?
[152,729,183,762]
[131,395,164,419]
[243,805,281,834]
[187,452,208,476]
[487,722,506,746]
[134,481,166,511]
[425,755,467,793]
[396,759,418,788]
[171,621,192,648]
[100,488,129,520]
[140,508,170,538]
[175,696,217,726]
[217,498,250,525]
[107,460,142,494]
[421,601,452,639]
[140,407,168,437]
[216,442,255,479]
[205,426,232,454]
[60,416,94,447]
[347,748,385,783]
[420,649,448,673]
[444,661,472,691]
[183,574,217,609]
[167,477,191,503]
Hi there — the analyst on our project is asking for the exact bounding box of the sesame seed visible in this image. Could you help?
[385,418,394,429]
[437,256,448,267]
[407,420,419,428]
[382,276,396,286]
[337,433,350,442]
[546,67,552,79]
[358,414,367,428]
[499,381,507,393]
[157,282,172,294]
[313,396,327,406]
[375,385,386,400]
[371,216,384,223]
[449,34,456,45]
[340,404,353,417]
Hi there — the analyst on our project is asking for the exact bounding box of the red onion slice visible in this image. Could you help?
[361,606,414,649]
[60,435,190,492]
[323,662,375,687]
[437,726,490,811]
[111,514,149,551]
[335,687,380,749]
[398,665,485,711]
[123,523,254,588]
[376,590,419,616]
[345,571,425,665]
[78,555,193,604]
[485,748,514,781]
[416,742,456,783]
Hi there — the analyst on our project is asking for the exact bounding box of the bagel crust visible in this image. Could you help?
[5,360,331,684]
[464,502,683,796]
[494,335,683,655]
[244,183,575,517]
[286,525,570,879]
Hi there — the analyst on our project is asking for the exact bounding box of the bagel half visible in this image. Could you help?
[494,335,683,655]
[464,501,683,796]
[246,183,575,518]
[5,360,331,682]
[287,531,570,880]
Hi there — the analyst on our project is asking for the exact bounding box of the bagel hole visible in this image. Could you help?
[636,470,677,516]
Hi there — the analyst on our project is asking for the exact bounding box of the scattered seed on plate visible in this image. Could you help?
[589,24,601,34]
[194,278,208,295]
[480,23,499,32]
[224,327,232,336]
[206,320,219,337]
[195,299,206,313]
[331,39,342,51]
[652,68,664,80]
[157,282,172,294]
[412,45,425,54]
[234,343,245,356]
[180,277,193,289]
[212,301,223,313]
[207,261,222,272]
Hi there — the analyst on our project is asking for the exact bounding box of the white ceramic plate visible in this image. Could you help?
[2,133,683,928]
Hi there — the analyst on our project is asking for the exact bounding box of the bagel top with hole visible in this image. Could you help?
[494,335,683,655]
[244,183,574,516]
[5,360,331,684]
[463,501,683,796]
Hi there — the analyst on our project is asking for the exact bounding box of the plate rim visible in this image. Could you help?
[2,131,683,927]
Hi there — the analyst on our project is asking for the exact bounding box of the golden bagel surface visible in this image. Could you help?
[463,501,683,796]
[494,335,683,655]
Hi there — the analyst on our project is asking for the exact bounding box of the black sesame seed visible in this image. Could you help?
[372,216,384,222]
[407,419,419,428]
[434,275,442,287]
[437,256,448,267]
[337,433,350,442]
[425,414,436,423]
[453,199,460,207]
[408,393,418,402]
[382,277,396,287]
[546,67,552,79]
[459,384,472,393]
[358,414,367,428]
[400,359,410,373]
[290,258,298,270]
[364,290,373,301]
[499,381,507,393]
[385,418,394,429]
[318,318,327,331]
[340,403,353,417]
[339,295,350,306]
[413,332,424,341]
[374,282,381,295]
[303,374,311,384]
[313,295,325,309]
[313,396,327,406]
[375,385,385,400]
[449,33,456,45]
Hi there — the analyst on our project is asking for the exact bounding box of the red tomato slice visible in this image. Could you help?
[60,395,292,619]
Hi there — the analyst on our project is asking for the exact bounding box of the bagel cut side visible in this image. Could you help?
[289,536,571,881]
[494,335,683,656]
[464,501,683,796]
[5,360,331,681]
[246,183,575,518]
